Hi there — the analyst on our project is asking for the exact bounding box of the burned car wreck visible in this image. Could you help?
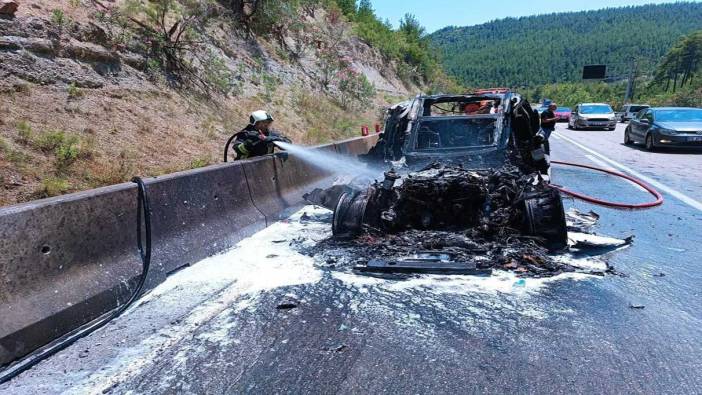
[360,92,549,172]
[305,92,617,277]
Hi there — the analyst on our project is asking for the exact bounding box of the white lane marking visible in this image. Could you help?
[585,154,615,171]
[551,133,562,140]
[555,132,702,212]
[584,154,647,192]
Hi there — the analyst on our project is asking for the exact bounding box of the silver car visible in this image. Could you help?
[568,103,617,130]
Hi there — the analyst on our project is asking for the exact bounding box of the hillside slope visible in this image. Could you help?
[0,0,419,206]
[430,2,702,87]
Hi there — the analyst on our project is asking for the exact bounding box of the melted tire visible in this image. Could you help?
[522,189,568,251]
[332,191,369,238]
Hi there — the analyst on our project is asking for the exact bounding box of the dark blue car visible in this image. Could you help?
[624,107,702,151]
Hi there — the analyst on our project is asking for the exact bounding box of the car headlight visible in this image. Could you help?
[659,128,678,135]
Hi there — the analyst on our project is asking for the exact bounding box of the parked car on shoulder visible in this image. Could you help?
[617,104,650,122]
[554,106,571,122]
[624,107,702,151]
[568,103,617,130]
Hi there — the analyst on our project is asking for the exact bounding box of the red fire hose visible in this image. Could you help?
[549,160,664,209]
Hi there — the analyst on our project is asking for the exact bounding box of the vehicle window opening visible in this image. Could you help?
[415,118,496,150]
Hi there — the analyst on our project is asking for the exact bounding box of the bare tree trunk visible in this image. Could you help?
[672,73,678,92]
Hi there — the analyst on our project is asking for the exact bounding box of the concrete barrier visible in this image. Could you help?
[0,162,266,366]
[334,134,379,156]
[0,136,377,368]
[138,162,267,288]
[0,183,141,366]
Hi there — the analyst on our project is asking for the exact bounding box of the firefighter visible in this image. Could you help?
[230,110,291,160]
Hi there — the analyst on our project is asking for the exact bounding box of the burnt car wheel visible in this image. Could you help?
[522,189,568,251]
[332,191,369,238]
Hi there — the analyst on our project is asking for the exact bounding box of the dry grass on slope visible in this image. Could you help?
[0,1,405,207]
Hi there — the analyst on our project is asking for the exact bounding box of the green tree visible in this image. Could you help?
[356,0,373,21]
[653,31,702,92]
[399,13,425,42]
[334,0,356,18]
[430,3,702,88]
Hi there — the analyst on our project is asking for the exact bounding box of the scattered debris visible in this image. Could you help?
[304,163,618,277]
[568,233,633,252]
[322,343,348,353]
[303,164,631,278]
[566,209,600,232]
[276,295,300,310]
[653,272,666,277]
[629,303,646,309]
[356,257,492,276]
[266,254,279,259]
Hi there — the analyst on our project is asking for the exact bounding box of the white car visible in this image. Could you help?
[568,103,617,130]
[618,104,650,122]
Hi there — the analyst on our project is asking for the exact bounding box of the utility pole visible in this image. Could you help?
[624,58,638,103]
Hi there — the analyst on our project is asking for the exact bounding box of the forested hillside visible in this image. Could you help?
[430,2,702,87]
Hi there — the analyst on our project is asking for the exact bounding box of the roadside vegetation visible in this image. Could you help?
[342,0,460,92]
[431,2,702,89]
[520,30,702,108]
[92,0,457,101]
[430,2,702,108]
[2,0,450,206]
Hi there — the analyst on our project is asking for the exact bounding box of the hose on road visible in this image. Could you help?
[0,177,153,384]
[549,160,664,209]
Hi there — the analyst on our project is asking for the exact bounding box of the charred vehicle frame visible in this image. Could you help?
[307,91,570,275]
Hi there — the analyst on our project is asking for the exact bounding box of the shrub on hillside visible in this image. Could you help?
[119,0,230,94]
[336,67,375,110]
[54,137,81,174]
[16,121,32,144]
[39,177,70,198]
[34,130,68,153]
[352,3,437,84]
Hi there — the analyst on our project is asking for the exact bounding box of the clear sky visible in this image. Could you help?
[370,0,695,33]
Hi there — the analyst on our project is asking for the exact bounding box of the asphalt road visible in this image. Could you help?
[2,122,702,394]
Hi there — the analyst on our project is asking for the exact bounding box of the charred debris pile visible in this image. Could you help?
[304,163,613,278]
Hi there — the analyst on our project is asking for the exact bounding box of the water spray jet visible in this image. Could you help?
[274,141,383,179]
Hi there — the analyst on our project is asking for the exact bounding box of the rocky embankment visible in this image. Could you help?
[0,0,415,206]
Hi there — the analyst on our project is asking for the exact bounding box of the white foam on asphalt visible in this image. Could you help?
[58,207,329,395]
[332,256,604,297]
[136,208,328,306]
[3,206,624,394]
[327,212,624,338]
